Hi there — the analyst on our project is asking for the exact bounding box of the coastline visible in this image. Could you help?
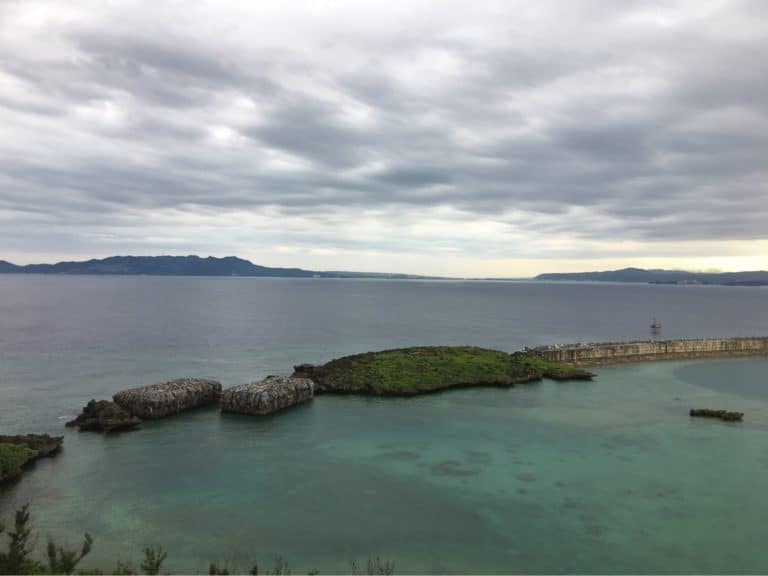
[3,341,767,573]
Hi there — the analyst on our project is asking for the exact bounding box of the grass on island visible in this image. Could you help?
[294,346,592,395]
[0,443,34,483]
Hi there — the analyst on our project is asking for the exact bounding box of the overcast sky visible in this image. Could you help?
[1,0,767,276]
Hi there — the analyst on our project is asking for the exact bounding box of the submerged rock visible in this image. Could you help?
[220,375,314,415]
[0,434,63,483]
[66,400,142,432]
[690,408,743,422]
[113,378,222,419]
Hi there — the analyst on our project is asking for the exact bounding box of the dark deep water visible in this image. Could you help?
[1,276,767,573]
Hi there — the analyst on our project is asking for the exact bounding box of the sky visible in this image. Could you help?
[1,0,767,277]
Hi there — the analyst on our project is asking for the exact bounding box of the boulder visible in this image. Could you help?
[113,378,222,419]
[66,400,142,432]
[220,375,314,415]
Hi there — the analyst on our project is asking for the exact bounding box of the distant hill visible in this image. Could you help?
[0,260,19,273]
[535,267,768,286]
[0,255,430,279]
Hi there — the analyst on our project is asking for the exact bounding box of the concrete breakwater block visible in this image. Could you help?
[113,378,222,419]
[220,376,314,415]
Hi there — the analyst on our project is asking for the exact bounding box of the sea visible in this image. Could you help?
[1,275,767,573]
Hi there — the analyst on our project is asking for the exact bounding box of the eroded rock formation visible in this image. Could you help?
[113,378,222,419]
[220,375,314,415]
[66,400,142,432]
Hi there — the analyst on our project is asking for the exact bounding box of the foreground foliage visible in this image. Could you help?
[0,504,91,575]
[0,445,34,483]
[0,505,394,575]
[294,346,592,395]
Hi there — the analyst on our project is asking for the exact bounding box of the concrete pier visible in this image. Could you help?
[529,337,768,366]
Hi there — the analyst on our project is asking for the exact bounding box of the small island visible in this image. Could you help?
[292,346,593,395]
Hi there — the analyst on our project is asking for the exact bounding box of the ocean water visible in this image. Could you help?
[1,276,768,573]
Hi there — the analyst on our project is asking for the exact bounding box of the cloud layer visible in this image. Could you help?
[1,0,767,275]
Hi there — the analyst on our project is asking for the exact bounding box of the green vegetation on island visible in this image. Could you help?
[0,435,63,484]
[0,444,34,483]
[293,346,593,395]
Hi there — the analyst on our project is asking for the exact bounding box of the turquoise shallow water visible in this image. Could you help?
[1,276,768,573]
[3,359,768,573]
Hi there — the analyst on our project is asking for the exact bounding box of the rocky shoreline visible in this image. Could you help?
[0,434,63,483]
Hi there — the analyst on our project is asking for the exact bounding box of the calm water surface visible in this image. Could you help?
[1,276,767,573]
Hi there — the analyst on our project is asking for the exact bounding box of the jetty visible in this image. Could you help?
[529,337,768,366]
[113,378,222,419]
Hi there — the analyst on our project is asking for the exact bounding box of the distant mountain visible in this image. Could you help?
[0,260,20,273]
[535,267,768,286]
[0,255,431,279]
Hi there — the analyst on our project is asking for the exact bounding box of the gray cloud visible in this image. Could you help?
[0,0,767,273]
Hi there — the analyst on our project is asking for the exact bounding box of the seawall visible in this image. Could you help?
[529,337,768,366]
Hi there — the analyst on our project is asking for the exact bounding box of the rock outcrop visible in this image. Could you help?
[541,367,595,380]
[690,408,744,422]
[508,351,595,381]
[113,378,222,419]
[220,376,314,415]
[0,434,64,457]
[66,400,142,432]
[0,434,63,483]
